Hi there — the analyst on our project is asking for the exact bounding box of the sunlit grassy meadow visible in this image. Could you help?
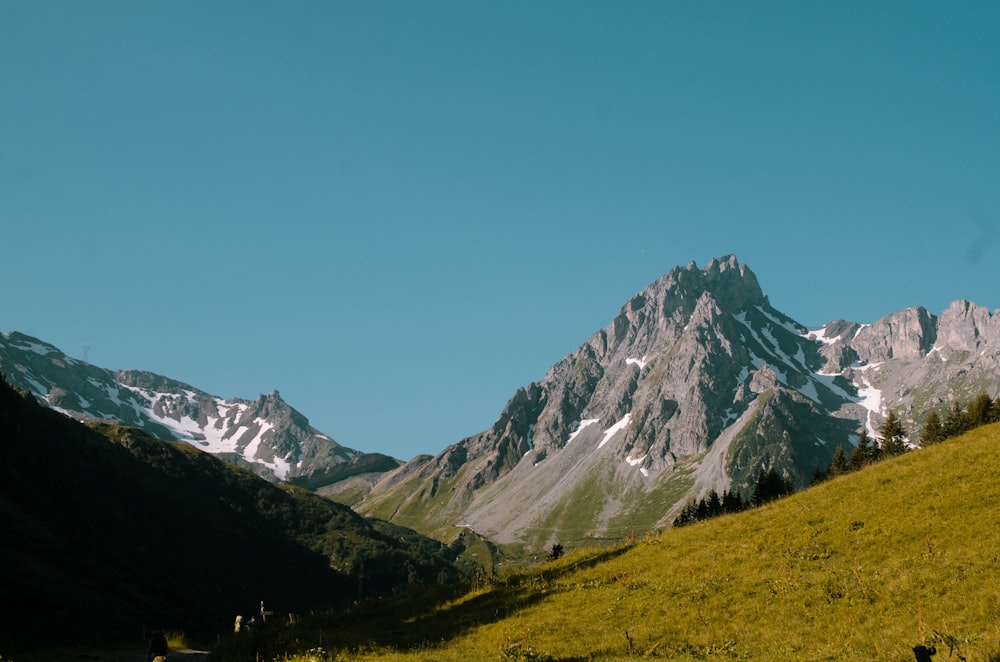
[213,423,1000,661]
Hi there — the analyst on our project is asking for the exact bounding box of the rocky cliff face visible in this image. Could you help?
[6,255,998,548]
[0,332,397,483]
[810,298,1000,436]
[351,256,1000,546]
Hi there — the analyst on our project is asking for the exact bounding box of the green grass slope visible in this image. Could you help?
[213,422,1000,661]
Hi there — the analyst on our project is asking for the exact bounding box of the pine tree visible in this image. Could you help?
[706,490,722,518]
[867,427,885,463]
[944,401,967,438]
[967,392,994,428]
[721,489,745,514]
[751,467,793,507]
[851,428,872,470]
[879,410,908,457]
[920,410,945,445]
[695,497,710,521]
[829,444,849,477]
[810,464,829,485]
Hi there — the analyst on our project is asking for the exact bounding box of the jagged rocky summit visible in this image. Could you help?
[0,332,398,484]
[4,255,998,547]
[349,255,1000,546]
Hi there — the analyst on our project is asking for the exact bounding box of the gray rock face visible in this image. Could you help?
[937,299,1000,350]
[851,307,937,362]
[6,255,999,548]
[0,331,392,483]
[355,256,1000,546]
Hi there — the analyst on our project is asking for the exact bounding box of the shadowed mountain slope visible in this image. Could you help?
[0,376,459,654]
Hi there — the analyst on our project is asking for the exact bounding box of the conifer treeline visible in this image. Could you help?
[674,391,1000,528]
[673,467,793,527]
[815,391,1000,484]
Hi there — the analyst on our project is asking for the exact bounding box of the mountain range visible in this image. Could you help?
[346,256,1000,547]
[0,333,399,485]
[4,255,999,549]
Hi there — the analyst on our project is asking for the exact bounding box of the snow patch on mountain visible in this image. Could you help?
[755,305,800,335]
[598,413,632,449]
[625,452,649,477]
[811,371,856,401]
[854,363,884,435]
[566,419,598,445]
[121,384,297,479]
[808,325,841,345]
[625,453,645,467]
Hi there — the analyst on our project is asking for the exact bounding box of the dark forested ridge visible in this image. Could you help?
[0,376,460,653]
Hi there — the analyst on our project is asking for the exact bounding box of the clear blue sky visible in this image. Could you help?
[2,2,998,460]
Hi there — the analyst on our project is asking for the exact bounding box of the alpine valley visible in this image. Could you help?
[4,256,999,551]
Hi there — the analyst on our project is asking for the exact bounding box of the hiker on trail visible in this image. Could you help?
[148,630,168,662]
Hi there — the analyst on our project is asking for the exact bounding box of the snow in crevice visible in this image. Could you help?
[626,356,648,370]
[738,312,857,407]
[854,363,883,435]
[566,419,598,445]
[805,325,841,345]
[797,381,821,402]
[624,452,650,477]
[734,312,796,373]
[523,424,535,457]
[241,421,290,479]
[598,413,632,449]
[853,324,871,340]
[810,371,857,401]
[755,305,801,336]
[792,346,810,371]
[759,324,782,353]
[26,376,50,398]
[118,384,298,479]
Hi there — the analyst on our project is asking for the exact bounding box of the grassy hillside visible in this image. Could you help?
[211,422,1000,661]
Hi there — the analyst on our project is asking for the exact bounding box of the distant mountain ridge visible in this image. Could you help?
[5,255,999,549]
[348,256,1000,546]
[0,332,399,483]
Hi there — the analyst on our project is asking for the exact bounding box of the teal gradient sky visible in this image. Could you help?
[2,2,998,459]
